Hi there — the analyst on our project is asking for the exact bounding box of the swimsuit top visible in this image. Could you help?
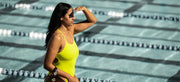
[53,29,79,77]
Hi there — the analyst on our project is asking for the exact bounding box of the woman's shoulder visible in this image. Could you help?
[52,30,63,41]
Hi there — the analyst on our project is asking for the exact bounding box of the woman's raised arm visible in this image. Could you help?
[74,6,97,34]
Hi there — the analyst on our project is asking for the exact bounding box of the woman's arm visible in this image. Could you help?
[74,75,79,82]
[44,34,75,81]
[74,6,97,34]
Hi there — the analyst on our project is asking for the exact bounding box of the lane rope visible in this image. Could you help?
[0,67,116,82]
[74,37,180,51]
[0,29,179,51]
[0,2,179,22]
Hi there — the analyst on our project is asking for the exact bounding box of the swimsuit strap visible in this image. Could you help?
[57,29,74,44]
[57,29,65,39]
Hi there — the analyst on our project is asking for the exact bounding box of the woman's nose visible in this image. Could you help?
[72,17,75,20]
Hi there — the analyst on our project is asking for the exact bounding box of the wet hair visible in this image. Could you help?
[45,2,72,48]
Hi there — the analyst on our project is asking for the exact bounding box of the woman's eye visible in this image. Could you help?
[69,12,74,18]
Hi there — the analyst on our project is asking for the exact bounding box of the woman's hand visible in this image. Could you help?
[74,6,86,12]
[74,75,79,82]
[67,75,79,82]
[68,75,76,82]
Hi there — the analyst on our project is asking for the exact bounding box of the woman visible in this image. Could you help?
[44,2,97,82]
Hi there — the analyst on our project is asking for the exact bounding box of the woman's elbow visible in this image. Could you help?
[89,18,97,23]
[43,63,48,70]
[90,19,97,24]
[44,62,51,70]
[93,18,97,23]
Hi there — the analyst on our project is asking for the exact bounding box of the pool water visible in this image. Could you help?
[0,0,180,82]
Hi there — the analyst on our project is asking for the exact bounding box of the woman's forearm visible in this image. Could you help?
[44,63,72,80]
[82,7,97,23]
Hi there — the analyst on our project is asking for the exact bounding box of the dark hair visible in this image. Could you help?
[45,2,72,48]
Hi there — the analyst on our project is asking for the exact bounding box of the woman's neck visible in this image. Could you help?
[60,24,70,31]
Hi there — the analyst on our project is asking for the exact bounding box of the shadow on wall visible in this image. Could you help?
[167,69,180,82]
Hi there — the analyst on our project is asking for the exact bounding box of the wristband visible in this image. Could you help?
[51,66,57,82]
[53,66,57,76]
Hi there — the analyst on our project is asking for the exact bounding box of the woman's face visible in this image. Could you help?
[61,8,75,27]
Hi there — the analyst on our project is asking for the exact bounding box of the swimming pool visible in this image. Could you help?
[0,0,180,82]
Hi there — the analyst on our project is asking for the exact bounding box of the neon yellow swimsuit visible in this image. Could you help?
[53,29,79,82]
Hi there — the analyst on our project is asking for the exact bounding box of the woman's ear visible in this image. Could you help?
[60,17,63,21]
